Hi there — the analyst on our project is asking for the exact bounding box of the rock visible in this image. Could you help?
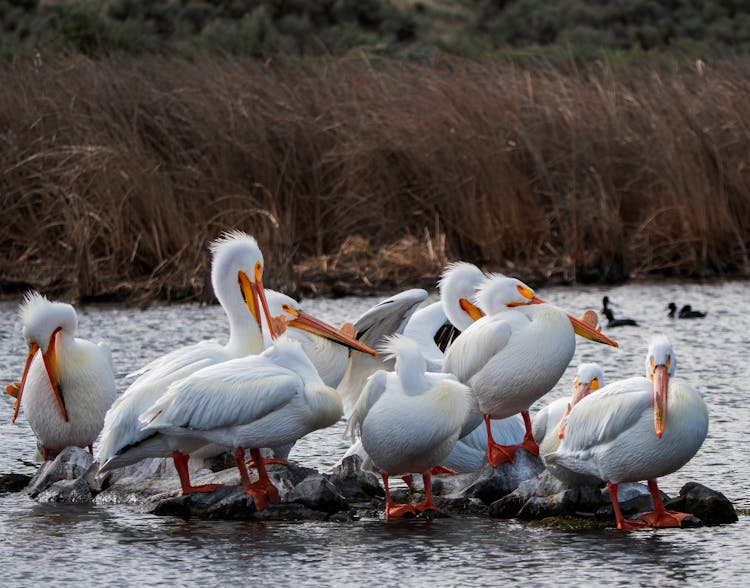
[328,455,384,501]
[466,450,545,505]
[26,447,97,500]
[153,486,258,519]
[287,475,348,514]
[37,478,94,503]
[664,482,738,526]
[0,473,32,493]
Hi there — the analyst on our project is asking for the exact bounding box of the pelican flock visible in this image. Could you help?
[3,230,712,530]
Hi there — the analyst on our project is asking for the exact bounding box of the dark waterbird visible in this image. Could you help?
[601,297,638,327]
[668,302,707,319]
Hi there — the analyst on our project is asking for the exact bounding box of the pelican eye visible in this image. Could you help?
[665,355,672,370]
[254,262,263,282]
[572,378,579,390]
[281,303,297,317]
[591,377,600,390]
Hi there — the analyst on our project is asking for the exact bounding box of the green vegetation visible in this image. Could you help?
[1,56,748,301]
[1,1,750,62]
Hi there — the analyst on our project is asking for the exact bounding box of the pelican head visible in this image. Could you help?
[559,362,605,438]
[438,262,487,329]
[572,362,604,405]
[281,294,377,356]
[14,291,77,423]
[469,273,536,317]
[209,231,277,348]
[645,335,675,439]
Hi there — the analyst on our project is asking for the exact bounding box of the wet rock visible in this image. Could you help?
[153,486,258,519]
[36,478,93,503]
[328,455,384,501]
[26,447,97,500]
[465,449,545,505]
[287,475,348,514]
[0,473,32,493]
[664,482,738,526]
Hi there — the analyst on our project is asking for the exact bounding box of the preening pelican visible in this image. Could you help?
[443,274,618,467]
[532,362,604,462]
[140,336,347,510]
[545,336,708,530]
[348,335,471,520]
[7,292,116,460]
[97,231,276,493]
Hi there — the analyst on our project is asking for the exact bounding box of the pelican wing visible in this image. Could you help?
[125,340,224,380]
[442,316,513,383]
[347,370,389,438]
[142,358,301,432]
[338,289,428,418]
[532,397,569,445]
[559,377,652,452]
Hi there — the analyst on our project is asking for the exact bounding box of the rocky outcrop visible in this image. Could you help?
[2,448,740,529]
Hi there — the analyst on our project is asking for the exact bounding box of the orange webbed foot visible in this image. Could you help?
[243,479,281,511]
[180,483,223,496]
[487,442,517,467]
[639,509,692,528]
[519,436,540,457]
[430,465,458,476]
[615,518,651,531]
[385,504,417,520]
[246,457,289,468]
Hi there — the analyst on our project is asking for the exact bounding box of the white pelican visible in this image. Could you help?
[139,336,347,510]
[348,335,472,519]
[545,335,709,530]
[442,274,618,467]
[404,262,526,472]
[97,231,277,493]
[7,291,117,460]
[532,362,604,462]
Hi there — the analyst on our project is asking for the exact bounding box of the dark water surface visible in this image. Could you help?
[1,281,748,586]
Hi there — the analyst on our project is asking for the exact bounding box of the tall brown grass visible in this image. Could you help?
[1,55,748,302]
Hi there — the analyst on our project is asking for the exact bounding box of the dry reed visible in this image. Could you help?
[1,55,748,302]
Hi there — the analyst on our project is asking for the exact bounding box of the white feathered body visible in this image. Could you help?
[22,334,116,452]
[351,367,472,476]
[545,376,708,486]
[140,338,343,453]
[532,396,571,460]
[443,304,575,419]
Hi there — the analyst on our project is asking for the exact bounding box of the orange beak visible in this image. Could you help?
[533,296,619,347]
[558,402,573,439]
[11,341,39,424]
[652,365,669,439]
[42,327,69,422]
[239,270,278,340]
[459,298,485,321]
[288,310,377,356]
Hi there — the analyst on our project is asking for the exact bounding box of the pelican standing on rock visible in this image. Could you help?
[545,335,708,530]
[443,275,618,467]
[97,231,277,493]
[140,336,367,510]
[6,292,117,460]
[348,335,472,520]
[532,362,605,462]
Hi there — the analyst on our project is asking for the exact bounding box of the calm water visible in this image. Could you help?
[1,281,748,586]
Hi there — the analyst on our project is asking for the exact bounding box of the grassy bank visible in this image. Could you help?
[1,55,749,302]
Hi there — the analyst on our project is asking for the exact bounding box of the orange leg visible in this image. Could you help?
[172,450,222,495]
[484,415,518,466]
[518,411,540,457]
[414,473,441,514]
[639,479,692,528]
[608,482,649,530]
[235,448,280,511]
[381,472,416,520]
